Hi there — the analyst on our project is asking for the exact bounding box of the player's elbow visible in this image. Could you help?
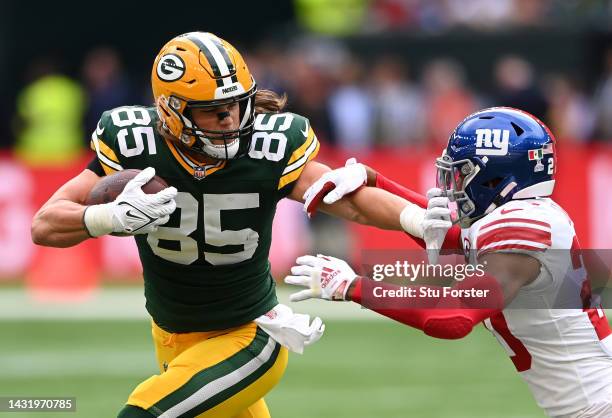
[31,214,47,246]
[422,316,475,340]
[31,219,53,247]
[31,228,74,248]
[31,213,64,247]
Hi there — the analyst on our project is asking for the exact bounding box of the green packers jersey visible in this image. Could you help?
[90,106,320,332]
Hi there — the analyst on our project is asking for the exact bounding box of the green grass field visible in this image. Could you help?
[0,317,545,418]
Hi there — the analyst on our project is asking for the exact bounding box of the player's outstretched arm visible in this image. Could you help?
[302,158,431,215]
[289,160,409,230]
[296,159,462,252]
[285,252,540,339]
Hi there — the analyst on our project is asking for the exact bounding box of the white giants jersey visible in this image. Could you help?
[462,198,612,417]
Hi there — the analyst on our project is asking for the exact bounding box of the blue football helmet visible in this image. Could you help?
[436,107,557,227]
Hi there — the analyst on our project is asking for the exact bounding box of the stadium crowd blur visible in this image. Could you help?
[1,0,611,285]
[4,0,612,158]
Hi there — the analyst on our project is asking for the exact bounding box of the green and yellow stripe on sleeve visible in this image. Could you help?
[278,127,320,190]
[90,131,123,175]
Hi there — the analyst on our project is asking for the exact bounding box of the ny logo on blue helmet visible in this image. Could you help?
[436,107,557,227]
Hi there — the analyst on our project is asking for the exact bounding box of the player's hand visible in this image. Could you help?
[111,167,177,234]
[303,158,367,218]
[285,254,357,301]
[84,167,177,237]
[423,188,452,264]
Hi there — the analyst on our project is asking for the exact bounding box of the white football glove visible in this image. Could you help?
[285,254,357,301]
[303,158,367,218]
[399,187,452,264]
[254,304,325,354]
[84,167,177,237]
[423,188,452,264]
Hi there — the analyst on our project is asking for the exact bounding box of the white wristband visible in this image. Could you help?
[83,204,114,237]
[399,203,425,239]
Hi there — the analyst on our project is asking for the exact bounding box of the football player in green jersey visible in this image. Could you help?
[31,32,411,418]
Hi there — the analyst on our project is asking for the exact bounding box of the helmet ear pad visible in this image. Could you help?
[464,170,518,218]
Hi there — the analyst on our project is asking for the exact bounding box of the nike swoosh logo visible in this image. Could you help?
[96,122,105,137]
[126,209,148,222]
[300,121,309,137]
[500,208,523,215]
[117,202,155,233]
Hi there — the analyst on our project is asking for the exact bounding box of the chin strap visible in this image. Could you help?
[485,181,518,214]
[239,97,252,129]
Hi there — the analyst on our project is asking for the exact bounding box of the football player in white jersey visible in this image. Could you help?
[286,107,612,417]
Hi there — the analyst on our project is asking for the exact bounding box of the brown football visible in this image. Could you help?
[85,169,169,205]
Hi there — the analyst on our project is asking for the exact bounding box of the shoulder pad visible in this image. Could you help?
[90,106,157,174]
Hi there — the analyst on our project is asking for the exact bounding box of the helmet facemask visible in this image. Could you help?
[161,84,257,160]
[436,151,522,228]
[435,151,478,228]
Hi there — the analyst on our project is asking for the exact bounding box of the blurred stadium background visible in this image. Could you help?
[1,0,612,416]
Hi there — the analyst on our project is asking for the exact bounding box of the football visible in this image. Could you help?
[85,169,169,205]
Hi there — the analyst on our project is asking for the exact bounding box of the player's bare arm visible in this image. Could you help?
[288,159,411,230]
[32,168,177,248]
[302,157,429,214]
[31,169,100,247]
[298,159,455,262]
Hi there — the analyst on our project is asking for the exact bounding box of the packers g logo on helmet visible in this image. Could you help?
[151,32,257,160]
[156,54,185,82]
